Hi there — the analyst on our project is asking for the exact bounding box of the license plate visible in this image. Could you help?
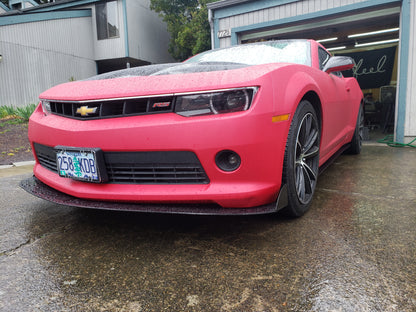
[56,147,107,183]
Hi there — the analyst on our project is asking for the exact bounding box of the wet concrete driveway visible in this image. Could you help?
[1,145,415,311]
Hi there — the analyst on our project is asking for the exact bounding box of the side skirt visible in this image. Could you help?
[318,143,351,175]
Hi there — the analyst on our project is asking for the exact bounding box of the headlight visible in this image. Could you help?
[41,100,51,115]
[175,87,258,117]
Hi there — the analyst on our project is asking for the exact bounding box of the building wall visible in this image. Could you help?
[214,0,368,48]
[0,0,174,108]
[90,0,174,63]
[0,16,96,107]
[404,0,416,141]
[126,0,174,64]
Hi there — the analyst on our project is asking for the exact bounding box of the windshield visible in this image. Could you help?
[185,40,311,66]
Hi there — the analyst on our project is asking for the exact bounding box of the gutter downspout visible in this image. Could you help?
[208,8,214,50]
[122,0,130,67]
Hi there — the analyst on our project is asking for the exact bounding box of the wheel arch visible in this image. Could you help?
[275,69,323,131]
[301,91,322,133]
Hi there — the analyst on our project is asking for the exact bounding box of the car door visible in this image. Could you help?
[318,48,354,159]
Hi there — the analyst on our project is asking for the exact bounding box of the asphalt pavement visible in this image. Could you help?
[0,145,415,311]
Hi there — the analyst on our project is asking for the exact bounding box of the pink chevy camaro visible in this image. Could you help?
[21,40,363,216]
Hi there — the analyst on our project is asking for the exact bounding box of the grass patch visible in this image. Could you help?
[0,105,16,118]
[0,119,23,127]
[0,104,37,122]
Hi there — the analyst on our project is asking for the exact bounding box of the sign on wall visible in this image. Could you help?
[217,29,231,38]
[342,46,397,89]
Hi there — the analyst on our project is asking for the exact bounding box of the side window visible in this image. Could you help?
[318,48,330,70]
[319,47,343,77]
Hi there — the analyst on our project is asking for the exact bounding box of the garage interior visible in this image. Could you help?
[239,2,401,141]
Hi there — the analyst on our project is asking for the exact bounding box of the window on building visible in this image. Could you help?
[96,1,120,40]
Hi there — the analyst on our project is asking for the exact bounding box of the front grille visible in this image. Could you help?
[33,143,209,184]
[47,96,174,120]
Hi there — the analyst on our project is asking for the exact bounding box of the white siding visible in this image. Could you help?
[404,0,416,140]
[0,17,96,107]
[217,0,368,47]
[126,0,174,63]
[220,37,232,48]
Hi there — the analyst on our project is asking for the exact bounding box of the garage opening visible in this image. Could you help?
[239,2,401,141]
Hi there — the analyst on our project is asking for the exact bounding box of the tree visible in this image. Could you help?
[150,0,215,61]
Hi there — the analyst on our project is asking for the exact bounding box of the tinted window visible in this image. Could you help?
[318,47,331,70]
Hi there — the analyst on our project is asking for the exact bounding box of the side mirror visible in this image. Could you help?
[323,56,354,74]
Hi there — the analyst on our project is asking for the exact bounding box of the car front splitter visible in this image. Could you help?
[20,176,282,216]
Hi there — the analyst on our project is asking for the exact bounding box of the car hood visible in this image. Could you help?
[88,62,250,79]
[40,62,290,101]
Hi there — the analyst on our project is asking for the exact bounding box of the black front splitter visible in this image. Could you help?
[20,176,280,216]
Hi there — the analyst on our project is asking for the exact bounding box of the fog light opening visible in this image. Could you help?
[215,150,241,172]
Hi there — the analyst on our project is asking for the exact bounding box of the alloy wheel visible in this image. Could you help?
[294,112,320,204]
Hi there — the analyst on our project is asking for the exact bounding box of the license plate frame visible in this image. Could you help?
[55,146,108,183]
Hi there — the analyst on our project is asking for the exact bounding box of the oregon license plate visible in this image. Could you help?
[56,147,107,183]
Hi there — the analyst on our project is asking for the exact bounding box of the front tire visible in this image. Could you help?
[281,100,320,217]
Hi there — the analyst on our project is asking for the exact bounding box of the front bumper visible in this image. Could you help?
[20,176,288,215]
[28,104,290,208]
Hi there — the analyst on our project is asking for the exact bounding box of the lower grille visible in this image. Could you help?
[33,143,209,184]
[105,152,209,184]
[33,143,58,172]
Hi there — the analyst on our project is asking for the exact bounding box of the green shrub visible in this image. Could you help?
[0,105,16,118]
[15,103,37,121]
[0,103,37,121]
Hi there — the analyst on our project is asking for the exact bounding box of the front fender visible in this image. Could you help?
[272,68,323,116]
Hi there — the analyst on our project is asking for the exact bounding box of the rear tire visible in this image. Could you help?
[346,104,364,155]
[281,100,320,217]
